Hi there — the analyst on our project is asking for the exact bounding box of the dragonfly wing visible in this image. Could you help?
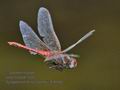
[37,7,61,51]
[19,21,50,55]
[62,30,95,53]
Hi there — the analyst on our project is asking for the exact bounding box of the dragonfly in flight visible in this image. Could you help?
[8,7,95,71]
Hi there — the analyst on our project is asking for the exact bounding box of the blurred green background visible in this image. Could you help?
[0,0,120,90]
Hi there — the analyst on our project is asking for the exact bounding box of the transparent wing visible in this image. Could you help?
[62,30,95,53]
[19,21,50,55]
[37,7,61,51]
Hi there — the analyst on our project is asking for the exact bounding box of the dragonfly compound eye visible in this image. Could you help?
[69,58,77,68]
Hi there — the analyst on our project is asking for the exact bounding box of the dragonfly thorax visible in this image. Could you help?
[45,53,77,70]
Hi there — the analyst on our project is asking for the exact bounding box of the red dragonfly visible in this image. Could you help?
[8,7,95,71]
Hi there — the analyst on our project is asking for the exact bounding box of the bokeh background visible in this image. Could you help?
[0,0,120,90]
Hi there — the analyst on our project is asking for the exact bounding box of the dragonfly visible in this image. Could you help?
[8,7,95,71]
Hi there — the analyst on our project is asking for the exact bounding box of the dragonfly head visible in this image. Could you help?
[62,54,79,69]
[68,57,77,68]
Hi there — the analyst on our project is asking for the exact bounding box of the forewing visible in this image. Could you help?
[37,7,61,51]
[62,30,95,53]
[19,21,50,54]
